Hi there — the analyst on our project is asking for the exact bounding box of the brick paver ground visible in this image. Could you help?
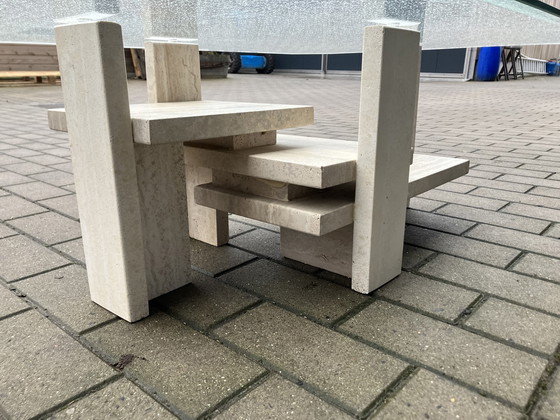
[0,74,559,419]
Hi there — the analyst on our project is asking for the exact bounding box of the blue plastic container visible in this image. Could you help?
[240,55,266,69]
[546,61,560,76]
[476,47,502,81]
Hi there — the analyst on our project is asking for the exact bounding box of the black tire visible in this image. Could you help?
[229,53,241,73]
[256,54,274,74]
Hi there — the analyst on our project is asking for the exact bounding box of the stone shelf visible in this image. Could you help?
[187,135,469,190]
[194,151,469,236]
[47,101,314,145]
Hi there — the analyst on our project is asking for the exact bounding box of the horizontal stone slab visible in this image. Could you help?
[195,183,355,236]
[47,101,314,145]
[195,152,468,236]
[186,135,468,190]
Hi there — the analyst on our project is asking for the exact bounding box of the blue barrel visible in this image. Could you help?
[476,47,502,81]
[240,55,267,70]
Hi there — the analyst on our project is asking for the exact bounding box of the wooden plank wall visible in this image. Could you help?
[0,44,59,72]
[522,0,560,60]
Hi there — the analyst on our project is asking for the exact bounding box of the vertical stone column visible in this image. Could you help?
[56,21,149,322]
[137,42,200,299]
[351,26,420,293]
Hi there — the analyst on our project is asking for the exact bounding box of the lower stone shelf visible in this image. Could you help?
[194,153,469,237]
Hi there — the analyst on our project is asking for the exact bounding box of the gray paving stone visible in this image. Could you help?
[512,253,560,283]
[16,265,115,333]
[408,197,445,212]
[38,194,79,219]
[156,271,259,330]
[374,369,521,419]
[503,203,560,224]
[406,208,476,235]
[229,220,255,238]
[0,235,69,282]
[435,182,476,194]
[473,164,553,179]
[418,190,507,211]
[0,223,17,239]
[405,225,520,268]
[31,171,74,187]
[453,176,532,193]
[532,186,560,199]
[4,181,71,201]
[376,272,479,321]
[214,303,408,415]
[25,154,70,166]
[7,211,81,245]
[466,298,560,355]
[419,254,560,316]
[191,240,256,276]
[0,284,28,318]
[0,154,24,165]
[229,228,319,273]
[534,368,560,420]
[0,194,46,220]
[339,300,546,406]
[545,223,560,239]
[53,238,85,264]
[48,378,176,419]
[3,148,42,159]
[461,168,500,180]
[471,187,560,209]
[436,203,550,234]
[0,310,116,419]
[84,313,265,419]
[498,174,560,190]
[402,244,434,269]
[465,224,559,258]
[221,259,367,325]
[0,171,33,187]
[3,161,52,175]
[229,215,280,233]
[49,162,74,173]
[215,375,352,420]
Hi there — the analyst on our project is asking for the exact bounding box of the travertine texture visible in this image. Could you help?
[351,26,420,294]
[191,130,277,150]
[186,165,229,246]
[195,183,354,236]
[140,40,193,299]
[145,42,202,104]
[56,21,148,322]
[213,170,314,202]
[48,102,314,145]
[185,134,357,189]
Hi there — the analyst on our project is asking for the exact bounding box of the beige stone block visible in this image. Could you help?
[351,26,421,294]
[135,144,191,299]
[145,42,202,103]
[48,102,314,145]
[195,183,354,236]
[55,22,148,322]
[281,225,353,277]
[186,165,229,246]
[191,130,277,149]
[212,170,315,201]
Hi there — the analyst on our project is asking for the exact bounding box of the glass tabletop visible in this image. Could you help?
[2,0,560,52]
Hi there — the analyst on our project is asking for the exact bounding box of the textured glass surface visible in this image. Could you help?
[2,0,560,52]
